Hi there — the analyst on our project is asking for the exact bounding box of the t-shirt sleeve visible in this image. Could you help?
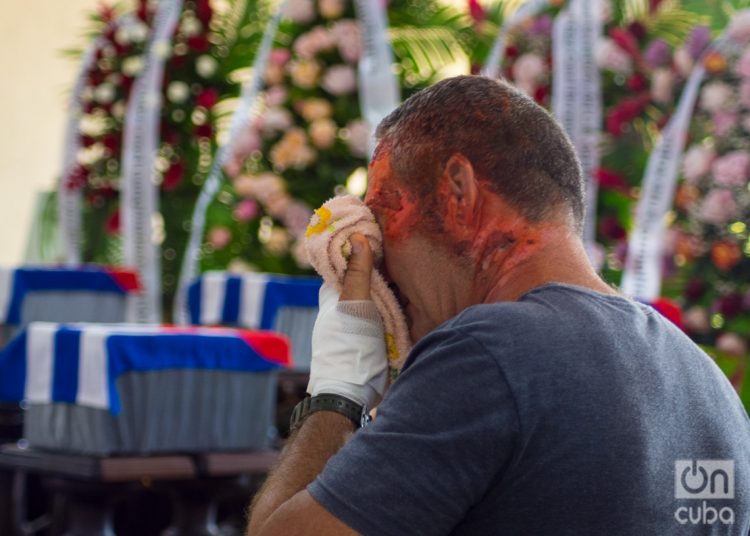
[307,325,520,536]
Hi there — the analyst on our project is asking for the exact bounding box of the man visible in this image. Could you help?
[246,76,750,534]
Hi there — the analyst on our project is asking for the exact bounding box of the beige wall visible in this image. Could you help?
[0,0,102,265]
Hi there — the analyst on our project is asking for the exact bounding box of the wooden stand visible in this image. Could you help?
[0,445,278,536]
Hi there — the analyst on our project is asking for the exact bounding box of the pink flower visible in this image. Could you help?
[269,48,291,66]
[716,332,748,356]
[728,11,750,43]
[282,201,314,236]
[736,48,750,78]
[234,199,258,222]
[682,145,716,183]
[673,47,693,77]
[322,64,357,95]
[344,120,370,158]
[332,20,362,63]
[700,189,738,224]
[711,150,750,186]
[208,226,232,250]
[712,111,739,137]
[294,26,335,58]
[512,53,547,95]
[266,85,288,107]
[596,38,632,75]
[283,0,315,24]
[650,68,673,104]
[683,306,710,334]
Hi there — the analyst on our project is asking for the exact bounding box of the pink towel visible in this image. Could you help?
[304,195,412,374]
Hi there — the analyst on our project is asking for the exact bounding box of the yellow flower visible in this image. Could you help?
[306,206,332,237]
[385,333,399,362]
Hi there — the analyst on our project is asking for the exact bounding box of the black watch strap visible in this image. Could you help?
[290,394,371,432]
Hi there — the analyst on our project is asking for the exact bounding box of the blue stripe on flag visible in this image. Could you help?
[260,276,321,329]
[0,330,27,402]
[223,276,241,324]
[187,279,202,324]
[51,327,81,403]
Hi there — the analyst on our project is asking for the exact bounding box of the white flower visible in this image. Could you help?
[122,56,145,77]
[728,11,750,43]
[93,83,115,104]
[115,27,133,45]
[167,81,190,103]
[196,55,218,78]
[651,69,674,104]
[319,0,345,18]
[700,82,735,113]
[79,114,108,137]
[343,120,371,158]
[284,0,315,24]
[596,38,632,75]
[76,143,106,166]
[180,17,202,38]
[322,64,357,95]
[152,40,172,60]
[128,21,149,43]
[111,101,126,119]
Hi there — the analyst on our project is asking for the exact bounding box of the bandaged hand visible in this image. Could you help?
[307,236,389,408]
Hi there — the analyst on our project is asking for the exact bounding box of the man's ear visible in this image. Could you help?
[443,153,479,221]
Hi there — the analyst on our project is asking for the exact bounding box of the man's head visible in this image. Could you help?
[364,75,589,341]
[374,75,584,234]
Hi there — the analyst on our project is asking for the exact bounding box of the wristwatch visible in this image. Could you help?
[290,393,371,432]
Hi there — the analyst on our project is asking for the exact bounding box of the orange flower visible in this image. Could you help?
[710,240,742,271]
[704,51,727,74]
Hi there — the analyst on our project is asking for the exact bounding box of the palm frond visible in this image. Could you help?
[389,25,469,81]
[647,0,709,46]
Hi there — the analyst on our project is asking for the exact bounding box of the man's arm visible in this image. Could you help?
[247,234,377,535]
[246,412,358,535]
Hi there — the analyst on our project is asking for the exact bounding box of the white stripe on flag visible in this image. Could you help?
[25,322,58,404]
[201,272,228,325]
[0,268,14,324]
[239,274,269,329]
[76,326,111,410]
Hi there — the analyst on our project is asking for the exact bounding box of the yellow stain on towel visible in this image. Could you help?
[385,333,398,362]
[306,206,332,237]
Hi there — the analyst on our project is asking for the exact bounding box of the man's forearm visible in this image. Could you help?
[246,411,355,534]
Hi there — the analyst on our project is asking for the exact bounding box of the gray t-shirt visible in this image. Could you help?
[308,284,750,535]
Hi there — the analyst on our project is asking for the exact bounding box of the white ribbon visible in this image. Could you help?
[551,0,602,253]
[121,0,183,322]
[57,17,131,265]
[482,0,550,79]
[622,35,732,300]
[353,0,400,156]
[173,0,288,323]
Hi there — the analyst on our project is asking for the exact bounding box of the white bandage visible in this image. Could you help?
[308,284,388,408]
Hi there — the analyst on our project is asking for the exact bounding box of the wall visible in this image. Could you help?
[0,0,103,265]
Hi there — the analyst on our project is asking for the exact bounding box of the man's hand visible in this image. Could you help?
[307,234,389,409]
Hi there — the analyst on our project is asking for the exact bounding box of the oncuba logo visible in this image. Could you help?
[674,460,735,525]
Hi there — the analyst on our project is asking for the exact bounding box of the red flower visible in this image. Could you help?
[195,0,213,25]
[605,94,650,136]
[595,167,630,194]
[684,279,707,301]
[599,215,627,241]
[505,45,519,59]
[610,28,640,58]
[715,294,744,319]
[196,88,219,109]
[65,164,88,191]
[533,85,549,104]
[162,161,185,191]
[627,22,647,43]
[102,134,120,153]
[467,0,486,23]
[187,35,210,53]
[651,297,684,330]
[194,123,213,139]
[105,210,120,235]
[626,73,647,92]
[81,136,96,148]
